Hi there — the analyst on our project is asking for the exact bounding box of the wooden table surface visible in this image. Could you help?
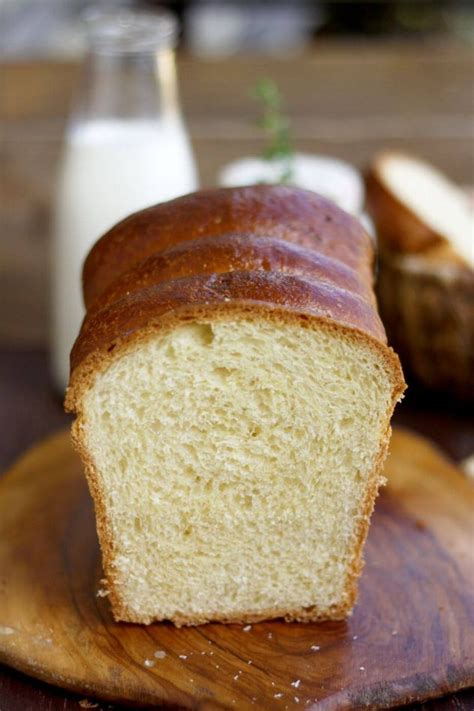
[1,42,473,709]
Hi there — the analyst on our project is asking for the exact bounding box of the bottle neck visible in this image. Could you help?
[72,47,181,126]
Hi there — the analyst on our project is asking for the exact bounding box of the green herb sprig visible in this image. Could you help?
[253,78,294,184]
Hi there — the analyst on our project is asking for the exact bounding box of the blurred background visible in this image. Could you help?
[1,0,473,455]
[2,0,474,57]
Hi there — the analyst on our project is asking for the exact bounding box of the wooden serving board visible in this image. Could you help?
[0,428,473,710]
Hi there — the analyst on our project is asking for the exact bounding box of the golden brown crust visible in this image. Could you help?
[66,185,406,626]
[89,234,374,316]
[82,185,375,309]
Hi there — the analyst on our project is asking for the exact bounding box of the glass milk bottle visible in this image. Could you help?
[51,9,198,391]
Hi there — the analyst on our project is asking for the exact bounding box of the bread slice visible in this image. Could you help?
[366,151,474,268]
[66,187,404,626]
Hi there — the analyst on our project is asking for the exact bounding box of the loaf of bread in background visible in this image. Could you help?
[367,152,474,400]
[66,185,405,626]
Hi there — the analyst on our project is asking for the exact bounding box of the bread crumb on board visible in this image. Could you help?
[0,626,15,635]
[461,454,474,480]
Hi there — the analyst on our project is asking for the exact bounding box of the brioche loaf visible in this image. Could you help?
[66,185,405,626]
[367,152,474,399]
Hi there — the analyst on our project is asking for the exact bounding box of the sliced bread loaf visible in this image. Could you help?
[66,186,405,625]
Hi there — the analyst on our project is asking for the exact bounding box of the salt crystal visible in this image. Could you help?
[294,698,300,704]
[359,666,365,671]
[310,645,320,651]
[179,654,188,660]
[247,660,252,665]
[392,630,398,636]
[144,659,155,668]
[291,680,301,688]
[35,636,53,646]
[154,650,166,659]
[233,674,239,680]
[352,635,358,640]
[274,692,283,698]
[96,588,109,598]
[242,624,252,632]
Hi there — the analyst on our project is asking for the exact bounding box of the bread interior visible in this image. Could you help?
[79,316,395,623]
[379,154,473,267]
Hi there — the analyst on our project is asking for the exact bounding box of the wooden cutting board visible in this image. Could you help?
[0,428,472,710]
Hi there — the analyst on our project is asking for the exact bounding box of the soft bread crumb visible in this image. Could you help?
[81,318,398,623]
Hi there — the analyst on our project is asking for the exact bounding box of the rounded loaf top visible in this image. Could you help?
[82,185,375,310]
